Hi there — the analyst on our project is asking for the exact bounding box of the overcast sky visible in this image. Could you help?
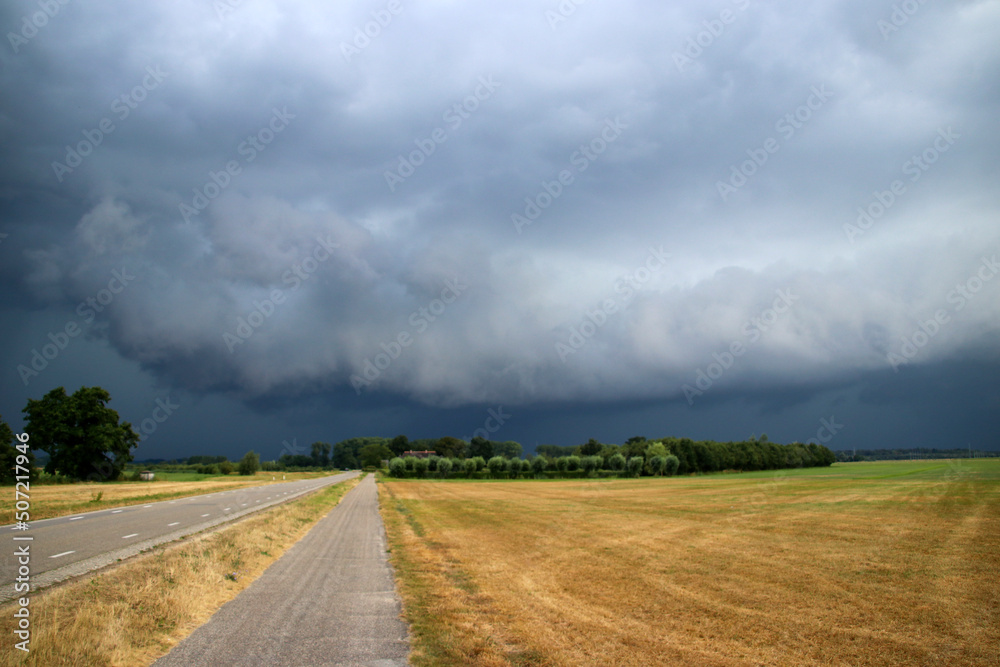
[1,0,998,460]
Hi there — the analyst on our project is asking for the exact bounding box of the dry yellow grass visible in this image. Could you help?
[0,475,361,666]
[2,471,331,522]
[380,460,1000,666]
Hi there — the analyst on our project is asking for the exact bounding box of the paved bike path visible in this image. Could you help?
[154,474,409,666]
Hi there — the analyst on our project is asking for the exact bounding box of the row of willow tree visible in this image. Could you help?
[387,436,836,479]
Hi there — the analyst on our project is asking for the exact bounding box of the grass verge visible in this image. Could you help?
[0,474,362,666]
[379,477,526,666]
[2,471,335,522]
[380,460,1000,666]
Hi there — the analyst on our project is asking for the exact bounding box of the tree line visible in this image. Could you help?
[386,434,836,479]
[2,385,835,485]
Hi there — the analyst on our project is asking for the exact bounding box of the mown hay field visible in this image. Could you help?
[380,460,1000,666]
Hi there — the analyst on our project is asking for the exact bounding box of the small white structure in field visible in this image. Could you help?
[139,471,155,481]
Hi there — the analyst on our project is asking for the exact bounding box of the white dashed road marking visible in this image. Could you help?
[50,551,75,559]
[123,533,138,539]
[168,522,180,527]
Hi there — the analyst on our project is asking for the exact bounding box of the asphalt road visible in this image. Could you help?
[154,473,409,666]
[1,471,358,600]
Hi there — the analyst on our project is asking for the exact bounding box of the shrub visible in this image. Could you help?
[565,455,581,472]
[463,458,477,477]
[388,457,406,478]
[487,456,506,478]
[437,457,453,477]
[404,456,417,472]
[218,461,235,475]
[664,454,680,476]
[508,458,522,478]
[648,456,666,476]
[414,458,430,478]
[530,456,548,477]
[626,456,644,477]
[555,457,569,472]
[471,456,486,472]
[427,455,440,472]
[609,453,626,472]
[645,441,667,459]
[580,456,597,476]
[238,451,260,476]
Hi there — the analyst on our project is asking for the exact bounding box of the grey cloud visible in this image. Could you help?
[2,0,998,454]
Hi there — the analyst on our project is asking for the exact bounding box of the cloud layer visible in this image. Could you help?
[2,0,998,447]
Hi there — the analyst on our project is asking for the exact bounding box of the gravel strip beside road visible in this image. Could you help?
[154,474,409,666]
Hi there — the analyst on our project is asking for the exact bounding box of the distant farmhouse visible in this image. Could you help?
[402,450,436,459]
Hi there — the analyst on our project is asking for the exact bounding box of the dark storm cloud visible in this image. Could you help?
[1,0,998,452]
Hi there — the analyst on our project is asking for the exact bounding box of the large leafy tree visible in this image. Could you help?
[359,443,393,468]
[1,414,37,484]
[621,436,648,459]
[310,441,332,467]
[578,438,604,457]
[468,436,493,460]
[493,440,523,459]
[434,436,466,459]
[332,441,359,469]
[389,434,410,457]
[23,387,139,480]
[238,450,260,475]
[536,444,576,458]
[332,437,389,469]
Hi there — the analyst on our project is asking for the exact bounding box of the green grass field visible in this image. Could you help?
[381,459,1000,666]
